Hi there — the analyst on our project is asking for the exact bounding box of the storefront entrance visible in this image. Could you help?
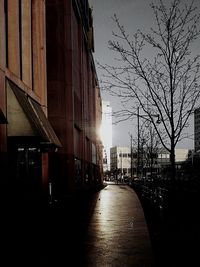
[7,138,42,201]
[17,147,42,196]
[6,81,61,202]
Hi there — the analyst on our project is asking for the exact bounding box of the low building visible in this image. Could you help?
[175,149,189,162]
[110,146,132,176]
[110,146,189,179]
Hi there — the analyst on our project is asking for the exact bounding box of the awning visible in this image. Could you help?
[0,108,8,124]
[8,82,62,148]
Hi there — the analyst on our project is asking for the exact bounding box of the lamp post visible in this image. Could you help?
[137,107,140,178]
[130,134,133,179]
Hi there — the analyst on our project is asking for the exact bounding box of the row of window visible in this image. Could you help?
[111,153,170,159]
[194,114,200,119]
[5,0,45,94]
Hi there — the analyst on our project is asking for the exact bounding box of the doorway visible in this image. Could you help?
[7,138,42,201]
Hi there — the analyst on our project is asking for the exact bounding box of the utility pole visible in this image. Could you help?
[121,150,123,176]
[137,106,140,178]
[130,134,133,179]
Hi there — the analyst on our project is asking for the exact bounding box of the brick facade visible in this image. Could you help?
[0,0,103,202]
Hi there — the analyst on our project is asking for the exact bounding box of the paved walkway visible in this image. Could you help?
[1,183,154,266]
[83,183,154,267]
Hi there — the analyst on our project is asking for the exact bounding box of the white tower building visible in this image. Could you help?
[101,101,112,171]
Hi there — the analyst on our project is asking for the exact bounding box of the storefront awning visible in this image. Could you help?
[0,108,8,124]
[8,82,62,148]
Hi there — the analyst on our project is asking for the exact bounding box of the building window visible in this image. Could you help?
[5,0,33,88]
[6,0,21,76]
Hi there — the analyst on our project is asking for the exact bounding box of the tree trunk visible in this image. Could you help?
[170,147,176,181]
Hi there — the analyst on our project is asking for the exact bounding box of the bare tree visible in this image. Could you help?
[98,0,200,180]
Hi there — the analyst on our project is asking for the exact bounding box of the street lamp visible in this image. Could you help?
[130,134,133,179]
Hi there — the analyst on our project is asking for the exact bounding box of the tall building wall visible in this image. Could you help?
[46,0,103,196]
[194,108,200,152]
[0,0,102,202]
[95,85,104,182]
[0,0,7,174]
[0,0,60,202]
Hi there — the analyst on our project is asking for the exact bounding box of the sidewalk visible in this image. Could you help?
[1,183,154,266]
[83,183,154,267]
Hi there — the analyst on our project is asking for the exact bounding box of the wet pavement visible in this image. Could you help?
[84,184,154,266]
[1,183,154,266]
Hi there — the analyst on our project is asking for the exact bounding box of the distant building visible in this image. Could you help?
[110,146,170,178]
[110,146,131,176]
[101,101,112,171]
[175,149,189,162]
[157,148,170,167]
[194,107,200,152]
[110,146,189,178]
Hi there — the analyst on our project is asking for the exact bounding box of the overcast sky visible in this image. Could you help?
[89,0,200,149]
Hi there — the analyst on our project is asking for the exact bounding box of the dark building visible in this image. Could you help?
[194,107,200,152]
[0,0,103,203]
[0,0,61,202]
[46,0,103,198]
